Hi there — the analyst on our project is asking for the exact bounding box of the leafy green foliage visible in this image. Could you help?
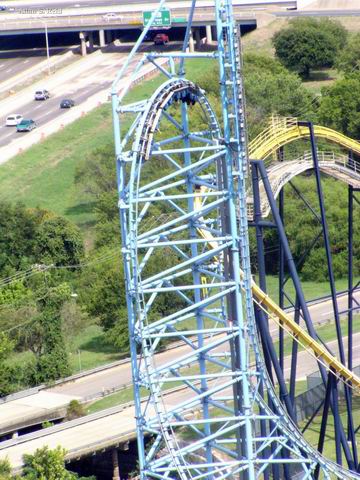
[34,217,84,267]
[272,18,347,78]
[197,53,315,138]
[262,176,360,281]
[243,53,315,136]
[336,32,360,74]
[318,73,360,138]
[28,283,72,384]
[0,203,84,278]
[66,399,86,420]
[0,333,16,396]
[22,446,94,480]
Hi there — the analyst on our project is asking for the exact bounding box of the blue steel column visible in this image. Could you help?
[111,95,146,476]
[215,2,255,477]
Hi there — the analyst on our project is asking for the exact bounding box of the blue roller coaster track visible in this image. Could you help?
[111,1,360,478]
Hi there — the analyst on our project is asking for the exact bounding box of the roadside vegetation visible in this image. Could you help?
[1,17,360,398]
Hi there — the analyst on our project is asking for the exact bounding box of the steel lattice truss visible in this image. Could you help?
[111,1,360,478]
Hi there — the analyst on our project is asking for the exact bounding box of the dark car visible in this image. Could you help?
[16,119,37,132]
[0,6,6,11]
[60,99,75,108]
[154,33,169,45]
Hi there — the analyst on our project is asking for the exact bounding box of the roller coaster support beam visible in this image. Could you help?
[302,122,346,374]
[303,121,358,468]
[253,158,355,470]
[314,371,334,480]
[348,186,360,447]
[251,162,295,420]
[348,184,354,443]
[277,147,285,372]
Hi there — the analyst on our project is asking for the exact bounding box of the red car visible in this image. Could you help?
[154,33,169,45]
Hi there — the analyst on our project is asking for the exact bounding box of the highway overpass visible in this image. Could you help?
[0,288,359,440]
[0,0,296,46]
[1,330,359,474]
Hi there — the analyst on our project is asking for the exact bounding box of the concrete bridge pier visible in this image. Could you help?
[99,29,106,47]
[189,28,195,52]
[112,448,120,480]
[206,24,213,44]
[79,32,87,56]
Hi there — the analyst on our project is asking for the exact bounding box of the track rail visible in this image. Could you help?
[249,116,360,160]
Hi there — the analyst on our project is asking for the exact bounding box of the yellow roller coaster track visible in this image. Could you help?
[195,116,360,391]
[249,116,360,160]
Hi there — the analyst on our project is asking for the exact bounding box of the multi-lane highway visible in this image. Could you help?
[0,48,58,79]
[0,48,129,148]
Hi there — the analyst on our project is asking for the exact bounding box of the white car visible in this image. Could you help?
[6,114,23,126]
[102,13,122,21]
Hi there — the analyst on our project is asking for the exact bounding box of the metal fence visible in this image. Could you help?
[293,365,360,423]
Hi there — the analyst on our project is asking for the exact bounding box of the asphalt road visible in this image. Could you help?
[0,47,70,81]
[1,330,358,471]
[51,290,360,399]
[0,41,182,150]
[0,50,125,147]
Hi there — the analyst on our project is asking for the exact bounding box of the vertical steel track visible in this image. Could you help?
[112,1,360,478]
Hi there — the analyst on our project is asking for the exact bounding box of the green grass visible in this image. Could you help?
[302,68,342,94]
[8,323,124,377]
[301,397,360,462]
[86,387,135,414]
[265,275,359,306]
[68,324,124,373]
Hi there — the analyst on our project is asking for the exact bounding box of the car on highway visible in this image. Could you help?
[16,119,37,132]
[154,33,169,45]
[6,114,23,126]
[34,89,50,101]
[102,13,122,22]
[60,99,75,108]
[0,5,6,11]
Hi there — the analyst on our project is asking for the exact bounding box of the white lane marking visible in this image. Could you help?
[321,311,333,317]
[23,59,29,64]
[34,104,44,110]
[5,68,12,73]
[0,64,4,69]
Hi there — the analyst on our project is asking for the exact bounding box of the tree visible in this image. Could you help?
[34,217,84,267]
[0,333,16,397]
[0,203,84,276]
[336,32,360,74]
[22,446,95,480]
[242,53,315,137]
[318,73,360,138]
[272,18,347,78]
[28,283,72,384]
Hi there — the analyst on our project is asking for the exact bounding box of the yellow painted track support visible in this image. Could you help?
[249,117,360,161]
[194,190,360,392]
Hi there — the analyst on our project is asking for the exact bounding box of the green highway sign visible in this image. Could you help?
[173,17,187,23]
[143,9,171,27]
